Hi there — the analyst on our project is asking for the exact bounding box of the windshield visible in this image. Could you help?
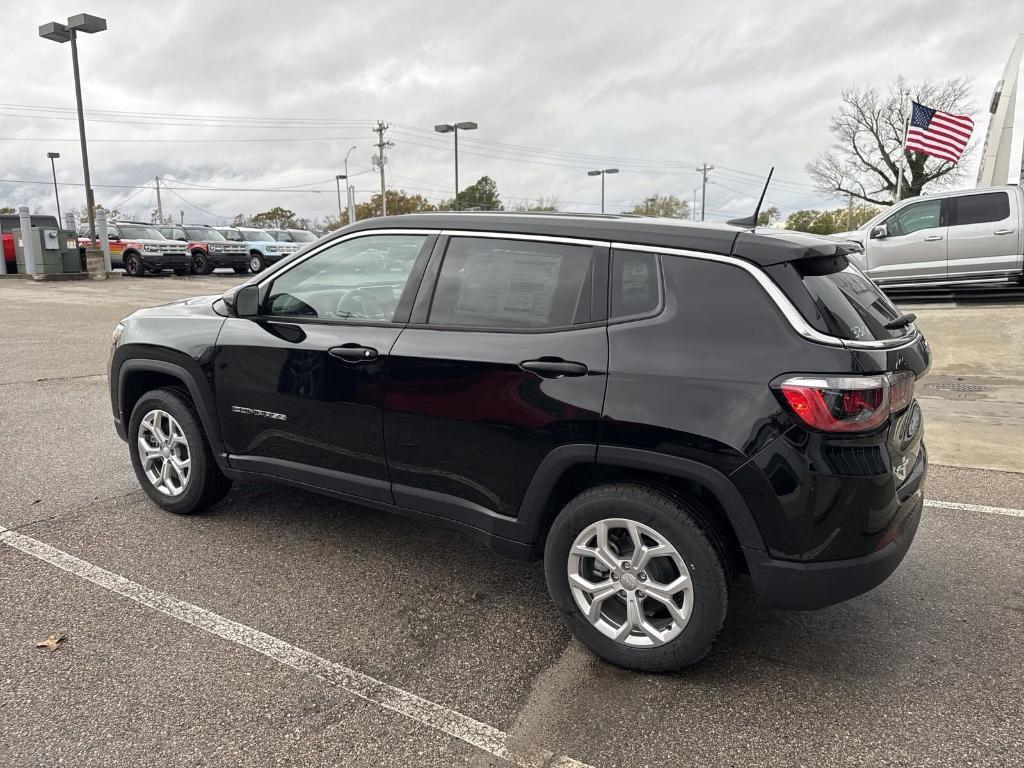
[797,258,907,341]
[240,229,272,242]
[118,224,165,240]
[216,228,243,242]
[288,229,316,242]
[186,227,224,241]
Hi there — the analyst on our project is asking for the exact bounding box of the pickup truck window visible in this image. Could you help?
[950,192,1010,226]
[884,199,942,237]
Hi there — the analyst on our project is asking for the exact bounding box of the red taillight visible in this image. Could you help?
[775,373,914,433]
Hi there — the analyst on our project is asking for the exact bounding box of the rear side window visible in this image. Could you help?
[611,250,661,319]
[428,237,593,329]
[950,192,1010,226]
[796,257,906,341]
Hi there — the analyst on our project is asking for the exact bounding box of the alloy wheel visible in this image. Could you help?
[567,518,693,648]
[137,409,191,496]
[249,255,263,272]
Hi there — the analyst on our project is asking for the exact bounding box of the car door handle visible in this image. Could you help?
[994,228,1015,235]
[923,235,944,241]
[328,344,379,362]
[520,358,589,378]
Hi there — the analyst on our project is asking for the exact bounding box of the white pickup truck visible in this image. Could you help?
[835,185,1024,288]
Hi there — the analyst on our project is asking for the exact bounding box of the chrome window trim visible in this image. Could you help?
[258,226,921,351]
[612,241,921,351]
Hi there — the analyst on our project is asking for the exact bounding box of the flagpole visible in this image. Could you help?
[895,93,910,202]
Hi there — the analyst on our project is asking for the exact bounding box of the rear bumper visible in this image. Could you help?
[745,486,923,610]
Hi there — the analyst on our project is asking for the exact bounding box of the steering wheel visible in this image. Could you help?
[337,289,388,320]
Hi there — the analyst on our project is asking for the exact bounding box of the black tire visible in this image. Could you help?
[124,252,143,277]
[233,265,250,275]
[248,252,265,273]
[192,251,211,275]
[127,388,231,515]
[173,268,190,276]
[544,483,729,672]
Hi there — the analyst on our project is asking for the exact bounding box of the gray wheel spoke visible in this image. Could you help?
[137,409,191,498]
[567,516,694,648]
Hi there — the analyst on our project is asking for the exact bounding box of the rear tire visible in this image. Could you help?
[248,252,265,273]
[544,483,728,672]
[128,388,232,515]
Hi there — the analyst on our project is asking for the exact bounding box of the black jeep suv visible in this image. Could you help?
[109,213,929,671]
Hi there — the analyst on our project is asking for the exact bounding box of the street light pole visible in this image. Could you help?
[40,14,107,243]
[587,168,619,214]
[343,144,356,223]
[435,122,478,210]
[47,152,62,224]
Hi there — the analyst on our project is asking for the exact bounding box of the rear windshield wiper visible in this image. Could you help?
[884,312,917,330]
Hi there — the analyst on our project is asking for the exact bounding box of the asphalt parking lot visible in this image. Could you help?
[2,275,1023,767]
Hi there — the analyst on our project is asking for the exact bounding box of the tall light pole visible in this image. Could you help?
[335,174,347,223]
[39,13,107,243]
[47,152,62,224]
[434,121,477,210]
[343,144,357,223]
[587,168,619,214]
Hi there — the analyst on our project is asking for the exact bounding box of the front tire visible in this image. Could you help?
[192,251,211,275]
[128,388,231,514]
[248,252,265,273]
[124,253,143,277]
[233,265,250,275]
[544,484,728,672]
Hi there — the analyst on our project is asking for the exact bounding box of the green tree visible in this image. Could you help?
[0,206,15,214]
[251,207,298,229]
[626,194,690,219]
[785,204,882,235]
[510,195,560,212]
[324,189,437,231]
[808,77,974,204]
[231,213,251,226]
[440,176,503,211]
[756,206,781,226]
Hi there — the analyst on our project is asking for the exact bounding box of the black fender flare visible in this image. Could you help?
[117,357,227,467]
[517,444,765,553]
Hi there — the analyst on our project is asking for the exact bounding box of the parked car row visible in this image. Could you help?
[76,222,317,276]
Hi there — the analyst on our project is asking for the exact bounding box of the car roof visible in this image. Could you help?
[337,212,861,267]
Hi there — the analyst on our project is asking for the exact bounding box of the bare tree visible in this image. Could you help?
[807,77,975,205]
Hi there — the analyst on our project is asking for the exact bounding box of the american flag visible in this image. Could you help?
[906,100,973,163]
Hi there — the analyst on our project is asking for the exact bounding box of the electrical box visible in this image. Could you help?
[14,227,83,274]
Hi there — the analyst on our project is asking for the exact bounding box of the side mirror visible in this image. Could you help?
[870,224,888,239]
[232,284,261,317]
[108,234,121,241]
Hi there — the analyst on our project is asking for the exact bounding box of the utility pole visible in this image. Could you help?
[696,162,714,221]
[372,121,393,216]
[155,176,164,223]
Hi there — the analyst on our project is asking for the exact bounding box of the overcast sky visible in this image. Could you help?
[2,1,1023,227]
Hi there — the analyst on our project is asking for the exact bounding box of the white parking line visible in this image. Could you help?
[0,524,594,768]
[926,499,1024,518]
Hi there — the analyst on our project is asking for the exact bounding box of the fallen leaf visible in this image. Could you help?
[35,633,66,653]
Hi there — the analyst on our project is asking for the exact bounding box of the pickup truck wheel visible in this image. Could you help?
[249,252,265,273]
[544,483,728,672]
[124,253,143,277]
[128,388,231,514]
[192,251,211,275]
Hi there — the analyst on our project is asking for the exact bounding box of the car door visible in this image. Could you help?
[214,231,435,502]
[383,234,608,526]
[865,197,947,284]
[947,190,1022,279]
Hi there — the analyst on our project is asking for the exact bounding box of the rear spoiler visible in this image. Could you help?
[730,230,864,268]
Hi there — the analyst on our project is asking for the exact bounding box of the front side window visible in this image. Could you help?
[264,234,427,322]
[428,237,593,329]
[611,250,661,319]
[951,192,1010,226]
[884,199,942,237]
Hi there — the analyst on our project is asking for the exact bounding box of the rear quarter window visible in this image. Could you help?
[951,192,1011,226]
[796,257,906,341]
